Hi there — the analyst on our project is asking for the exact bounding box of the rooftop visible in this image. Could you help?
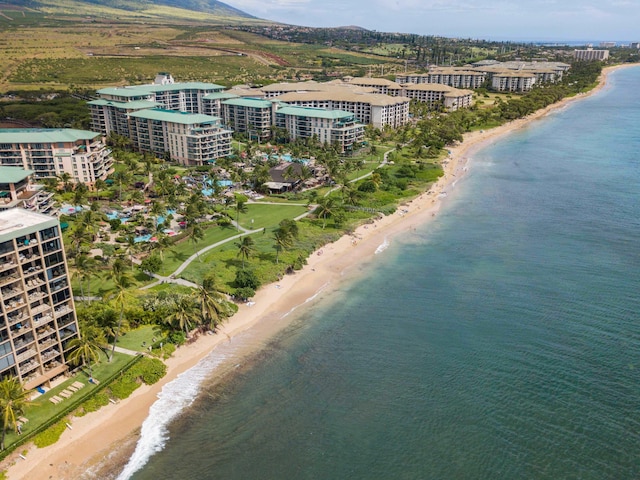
[128,109,221,125]
[97,82,225,97]
[0,166,33,184]
[221,97,274,108]
[88,99,162,109]
[0,208,58,243]
[0,128,101,144]
[276,106,357,120]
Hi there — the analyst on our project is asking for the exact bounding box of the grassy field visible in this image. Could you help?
[0,12,405,92]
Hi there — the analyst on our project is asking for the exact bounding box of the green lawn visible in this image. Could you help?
[116,325,158,352]
[3,352,133,448]
[157,224,240,276]
[237,204,308,230]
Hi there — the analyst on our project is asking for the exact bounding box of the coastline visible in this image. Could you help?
[3,64,630,480]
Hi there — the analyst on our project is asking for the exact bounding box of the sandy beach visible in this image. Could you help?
[2,64,629,480]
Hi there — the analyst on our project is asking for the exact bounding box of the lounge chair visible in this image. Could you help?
[72,381,85,389]
[59,390,72,398]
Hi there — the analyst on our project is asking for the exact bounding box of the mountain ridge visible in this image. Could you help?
[0,0,258,20]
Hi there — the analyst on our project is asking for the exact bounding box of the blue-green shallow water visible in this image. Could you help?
[126,67,640,480]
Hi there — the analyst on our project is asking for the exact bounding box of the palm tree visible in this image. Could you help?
[235,236,255,270]
[69,224,90,257]
[67,322,105,380]
[195,275,230,332]
[123,233,137,271]
[149,200,165,232]
[107,268,132,362]
[234,195,248,232]
[188,223,205,261]
[315,197,335,229]
[166,295,200,336]
[0,377,32,450]
[273,227,293,264]
[73,254,100,301]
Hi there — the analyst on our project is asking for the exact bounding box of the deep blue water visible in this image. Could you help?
[123,66,640,480]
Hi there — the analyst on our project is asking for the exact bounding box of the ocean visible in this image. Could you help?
[121,66,640,480]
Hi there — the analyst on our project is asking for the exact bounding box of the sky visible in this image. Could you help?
[226,0,640,42]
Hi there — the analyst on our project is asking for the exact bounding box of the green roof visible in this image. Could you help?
[203,92,240,100]
[222,97,273,108]
[88,99,162,110]
[128,109,221,125]
[0,128,101,144]
[0,166,33,183]
[275,106,356,120]
[97,82,225,97]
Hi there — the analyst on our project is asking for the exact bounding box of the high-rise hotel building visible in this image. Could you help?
[0,208,78,390]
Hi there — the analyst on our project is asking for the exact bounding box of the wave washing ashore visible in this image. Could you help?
[4,64,633,480]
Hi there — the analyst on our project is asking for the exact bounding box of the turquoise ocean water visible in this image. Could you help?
[122,66,640,479]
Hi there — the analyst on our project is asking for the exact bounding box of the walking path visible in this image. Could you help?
[140,208,316,290]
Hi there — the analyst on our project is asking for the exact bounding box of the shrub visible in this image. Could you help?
[33,421,68,448]
[76,392,110,416]
[109,377,140,400]
[129,357,167,385]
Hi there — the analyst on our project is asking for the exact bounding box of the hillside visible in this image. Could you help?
[0,0,257,20]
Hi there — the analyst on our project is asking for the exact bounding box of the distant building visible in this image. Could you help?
[0,208,79,390]
[0,129,113,185]
[221,98,276,142]
[491,72,537,92]
[0,167,56,215]
[275,106,365,152]
[630,42,640,49]
[344,77,404,96]
[127,109,232,166]
[202,92,240,118]
[599,42,616,48]
[399,83,473,111]
[574,48,609,61]
[396,69,487,89]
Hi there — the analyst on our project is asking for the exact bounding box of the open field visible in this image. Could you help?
[0,12,404,92]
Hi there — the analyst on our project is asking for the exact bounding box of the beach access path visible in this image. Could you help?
[3,64,631,480]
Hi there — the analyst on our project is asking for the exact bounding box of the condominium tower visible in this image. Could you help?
[0,209,79,390]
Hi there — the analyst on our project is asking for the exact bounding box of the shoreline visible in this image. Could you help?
[3,64,631,480]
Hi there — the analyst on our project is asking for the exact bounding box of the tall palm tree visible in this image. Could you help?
[235,236,255,270]
[107,268,132,362]
[166,295,200,337]
[73,254,100,301]
[195,275,230,332]
[273,227,293,264]
[188,223,205,261]
[67,322,105,380]
[315,197,335,229]
[234,196,248,232]
[0,377,32,450]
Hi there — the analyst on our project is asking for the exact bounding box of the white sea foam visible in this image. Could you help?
[116,351,230,479]
[282,281,330,318]
[375,238,390,255]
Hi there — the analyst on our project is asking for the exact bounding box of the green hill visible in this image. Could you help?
[1,0,258,20]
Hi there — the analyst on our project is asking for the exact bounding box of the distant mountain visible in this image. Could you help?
[1,0,257,19]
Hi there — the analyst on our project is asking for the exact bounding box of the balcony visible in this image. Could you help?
[16,348,37,363]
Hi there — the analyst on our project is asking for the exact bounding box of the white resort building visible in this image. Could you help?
[0,166,56,216]
[0,129,113,185]
[0,208,79,390]
[127,109,232,166]
[275,106,365,153]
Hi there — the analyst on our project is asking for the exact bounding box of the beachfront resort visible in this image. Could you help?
[0,55,609,469]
